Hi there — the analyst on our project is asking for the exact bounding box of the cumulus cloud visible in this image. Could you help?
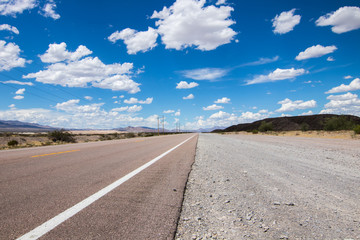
[151,0,236,51]
[184,109,272,130]
[344,75,353,79]
[24,43,141,93]
[321,92,360,116]
[163,110,175,114]
[15,88,25,94]
[276,98,317,112]
[181,68,228,81]
[0,0,36,16]
[0,40,27,71]
[39,42,93,63]
[214,97,230,104]
[272,9,301,34]
[175,110,181,116]
[327,56,335,62]
[40,0,60,20]
[1,80,33,85]
[13,95,24,100]
[300,110,313,116]
[295,45,337,61]
[326,78,360,94]
[0,102,160,129]
[0,24,19,34]
[203,104,224,111]
[183,93,194,100]
[316,6,360,34]
[246,68,306,85]
[176,81,199,89]
[123,97,153,104]
[216,0,226,5]
[108,27,158,54]
[84,96,93,101]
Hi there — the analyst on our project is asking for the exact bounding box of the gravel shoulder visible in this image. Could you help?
[176,133,360,240]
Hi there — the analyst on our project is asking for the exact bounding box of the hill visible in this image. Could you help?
[0,120,57,132]
[213,114,360,132]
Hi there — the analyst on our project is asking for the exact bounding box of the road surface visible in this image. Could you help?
[0,133,198,240]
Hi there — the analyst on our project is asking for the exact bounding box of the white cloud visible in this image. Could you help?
[0,103,160,129]
[246,68,306,85]
[1,80,33,85]
[181,68,228,81]
[344,75,353,79]
[112,105,142,113]
[127,105,142,113]
[108,27,158,54]
[13,95,24,100]
[175,110,181,116]
[203,104,224,111]
[300,110,313,116]
[40,0,60,20]
[184,109,272,130]
[24,43,140,93]
[0,40,27,71]
[112,106,129,112]
[163,110,175,114]
[0,24,19,34]
[214,97,230,104]
[151,0,236,51]
[0,0,36,16]
[326,78,360,94]
[183,93,194,100]
[39,42,93,63]
[295,45,337,61]
[272,9,301,34]
[176,81,199,89]
[8,104,15,109]
[124,97,153,104]
[240,56,279,67]
[316,6,360,34]
[276,98,317,112]
[84,96,93,101]
[327,56,335,62]
[15,88,25,94]
[321,92,360,116]
[216,0,226,5]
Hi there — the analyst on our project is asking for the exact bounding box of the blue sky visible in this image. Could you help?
[0,0,360,130]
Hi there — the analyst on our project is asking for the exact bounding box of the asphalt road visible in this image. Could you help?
[0,133,198,240]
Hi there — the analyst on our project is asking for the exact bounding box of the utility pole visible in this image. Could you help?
[162,115,165,133]
[157,116,160,136]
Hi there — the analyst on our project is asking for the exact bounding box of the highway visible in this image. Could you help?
[0,133,198,240]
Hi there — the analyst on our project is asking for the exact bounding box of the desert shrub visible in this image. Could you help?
[48,129,75,143]
[252,129,259,134]
[324,116,354,131]
[300,122,310,132]
[125,132,136,138]
[354,125,360,134]
[258,121,273,132]
[8,140,19,147]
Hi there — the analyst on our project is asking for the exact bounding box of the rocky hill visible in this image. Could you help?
[213,114,360,132]
[0,120,57,132]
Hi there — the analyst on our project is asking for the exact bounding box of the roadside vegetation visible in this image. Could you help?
[0,131,186,150]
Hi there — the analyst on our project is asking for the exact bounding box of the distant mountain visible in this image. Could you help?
[212,114,360,132]
[0,120,58,132]
[114,126,159,133]
[195,126,226,132]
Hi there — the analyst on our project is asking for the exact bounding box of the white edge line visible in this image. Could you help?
[16,135,196,240]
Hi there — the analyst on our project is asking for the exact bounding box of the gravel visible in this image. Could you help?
[175,133,360,240]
